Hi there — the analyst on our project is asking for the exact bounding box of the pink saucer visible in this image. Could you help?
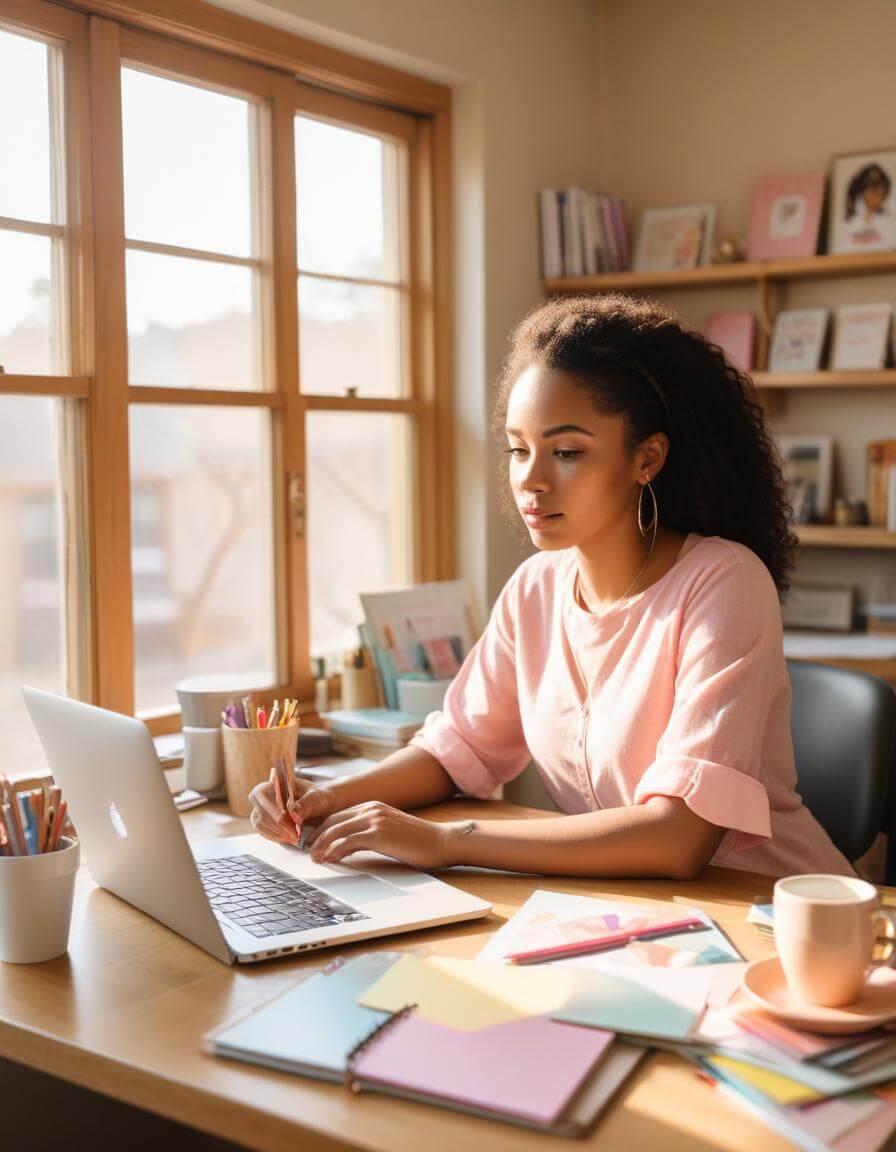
[741,956,896,1035]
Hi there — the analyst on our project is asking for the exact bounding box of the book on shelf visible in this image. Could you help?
[539,187,630,277]
[867,439,896,527]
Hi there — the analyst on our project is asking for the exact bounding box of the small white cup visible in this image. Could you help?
[183,725,225,795]
[774,873,896,1007]
[0,836,80,963]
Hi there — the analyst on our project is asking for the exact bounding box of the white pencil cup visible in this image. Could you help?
[0,837,80,963]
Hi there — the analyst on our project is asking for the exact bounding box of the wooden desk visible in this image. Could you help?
[0,799,814,1151]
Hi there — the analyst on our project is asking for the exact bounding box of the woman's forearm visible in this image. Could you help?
[309,744,457,813]
[440,796,725,880]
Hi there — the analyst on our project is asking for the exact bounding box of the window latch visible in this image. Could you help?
[288,470,305,539]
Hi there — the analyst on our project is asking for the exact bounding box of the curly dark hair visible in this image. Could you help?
[492,293,797,595]
[846,163,891,219]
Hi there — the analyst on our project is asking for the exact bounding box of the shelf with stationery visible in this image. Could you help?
[543,234,896,683]
[795,525,896,549]
[752,369,896,391]
[543,249,896,295]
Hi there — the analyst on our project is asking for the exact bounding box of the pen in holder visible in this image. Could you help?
[0,836,80,963]
[221,697,300,817]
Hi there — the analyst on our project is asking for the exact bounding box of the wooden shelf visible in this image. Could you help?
[794,655,896,684]
[543,250,896,294]
[795,525,896,549]
[752,370,896,390]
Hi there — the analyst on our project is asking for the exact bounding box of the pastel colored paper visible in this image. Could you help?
[835,1084,896,1152]
[552,966,705,1042]
[787,1092,885,1144]
[357,954,581,1030]
[706,1055,822,1106]
[352,1014,613,1127]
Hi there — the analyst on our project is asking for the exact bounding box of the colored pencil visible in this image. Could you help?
[48,800,68,852]
[0,776,26,858]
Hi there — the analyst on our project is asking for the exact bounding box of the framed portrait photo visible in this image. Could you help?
[768,308,830,373]
[746,172,825,261]
[828,148,896,254]
[633,204,716,271]
[776,434,834,521]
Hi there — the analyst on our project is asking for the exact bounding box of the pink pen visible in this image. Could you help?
[504,915,708,964]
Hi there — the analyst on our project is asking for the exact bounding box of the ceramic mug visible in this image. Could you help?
[774,874,896,1007]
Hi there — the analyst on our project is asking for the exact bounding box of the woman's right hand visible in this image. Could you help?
[248,769,335,847]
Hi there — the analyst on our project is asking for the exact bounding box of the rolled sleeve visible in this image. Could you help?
[633,558,780,855]
[407,573,532,799]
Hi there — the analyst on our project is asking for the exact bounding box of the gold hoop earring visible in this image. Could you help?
[637,480,658,537]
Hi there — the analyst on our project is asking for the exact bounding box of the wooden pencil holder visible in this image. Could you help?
[340,664,381,710]
[221,724,298,817]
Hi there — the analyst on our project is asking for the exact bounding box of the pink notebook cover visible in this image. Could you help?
[351,1014,613,1127]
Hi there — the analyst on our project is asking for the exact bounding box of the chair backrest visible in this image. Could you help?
[787,659,896,863]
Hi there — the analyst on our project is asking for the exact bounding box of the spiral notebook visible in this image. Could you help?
[203,952,398,1082]
[203,952,645,1134]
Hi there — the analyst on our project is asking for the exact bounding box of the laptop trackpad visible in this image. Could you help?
[314,873,406,907]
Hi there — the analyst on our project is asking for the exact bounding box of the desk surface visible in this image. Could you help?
[0,799,819,1152]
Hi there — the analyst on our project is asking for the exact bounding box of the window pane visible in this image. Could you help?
[0,231,57,374]
[130,406,276,713]
[126,249,260,389]
[0,29,52,223]
[121,67,253,257]
[298,276,402,397]
[0,397,65,773]
[307,412,413,658]
[295,116,399,281]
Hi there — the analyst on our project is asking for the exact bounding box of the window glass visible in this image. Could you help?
[129,405,277,712]
[0,396,66,772]
[306,411,413,658]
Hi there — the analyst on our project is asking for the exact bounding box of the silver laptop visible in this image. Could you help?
[23,688,492,964]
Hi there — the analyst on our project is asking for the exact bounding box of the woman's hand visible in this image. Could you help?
[248,768,335,847]
[304,801,455,870]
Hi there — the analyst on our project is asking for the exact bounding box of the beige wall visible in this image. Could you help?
[595,0,896,606]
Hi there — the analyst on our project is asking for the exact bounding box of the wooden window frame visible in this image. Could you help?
[0,0,454,738]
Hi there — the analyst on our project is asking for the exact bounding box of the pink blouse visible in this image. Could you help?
[409,533,854,878]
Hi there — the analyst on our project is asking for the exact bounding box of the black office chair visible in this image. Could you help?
[788,659,896,883]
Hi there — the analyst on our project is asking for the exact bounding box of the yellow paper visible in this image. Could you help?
[708,1056,823,1106]
[356,954,580,1030]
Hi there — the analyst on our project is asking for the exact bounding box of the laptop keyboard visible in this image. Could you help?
[197,854,369,939]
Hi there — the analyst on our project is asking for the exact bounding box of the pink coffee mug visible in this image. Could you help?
[774,874,896,1007]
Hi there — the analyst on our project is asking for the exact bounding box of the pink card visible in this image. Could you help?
[706,312,755,372]
[352,1014,613,1126]
[747,172,825,261]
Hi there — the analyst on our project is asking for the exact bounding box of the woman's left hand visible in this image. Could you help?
[303,801,454,870]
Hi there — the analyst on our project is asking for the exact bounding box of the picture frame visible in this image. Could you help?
[746,172,825,261]
[781,584,855,633]
[828,147,896,254]
[776,434,834,521]
[633,204,716,271]
[830,303,893,370]
[768,308,829,373]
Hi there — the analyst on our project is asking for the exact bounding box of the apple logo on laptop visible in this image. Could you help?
[108,802,128,839]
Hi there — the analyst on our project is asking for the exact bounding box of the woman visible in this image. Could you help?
[250,293,853,880]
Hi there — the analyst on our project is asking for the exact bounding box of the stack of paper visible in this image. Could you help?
[673,982,896,1150]
[746,902,775,939]
[204,889,896,1147]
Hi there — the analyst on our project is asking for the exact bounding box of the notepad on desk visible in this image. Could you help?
[203,951,647,1134]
